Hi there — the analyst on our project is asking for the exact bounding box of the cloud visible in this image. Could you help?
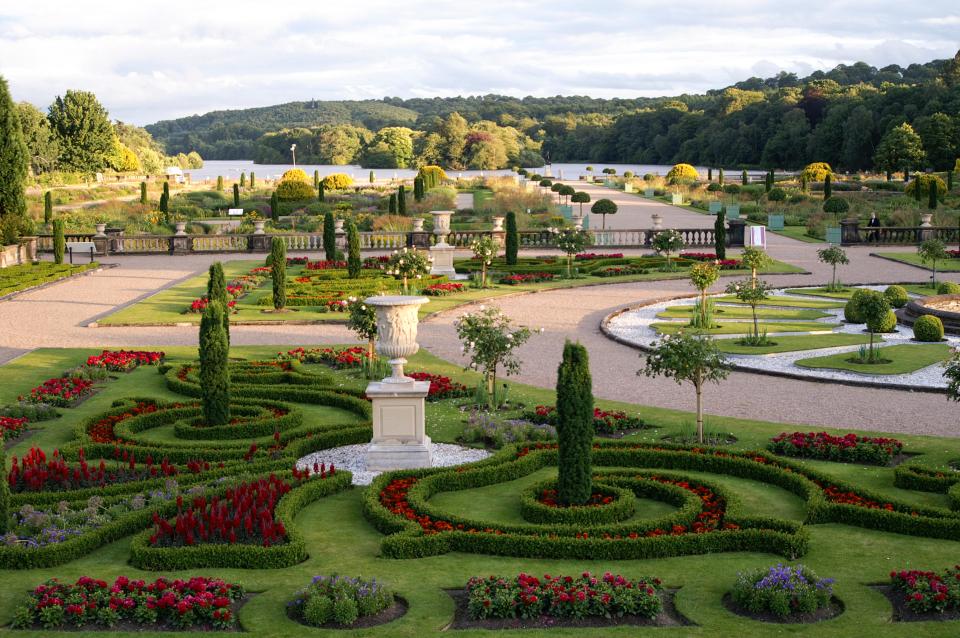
[0,0,956,124]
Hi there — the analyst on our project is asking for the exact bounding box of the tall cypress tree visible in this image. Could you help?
[313,170,320,189]
[929,180,939,210]
[139,182,147,205]
[239,172,246,188]
[199,300,230,426]
[388,193,397,214]
[318,182,325,202]
[948,170,954,192]
[823,173,832,200]
[505,211,518,265]
[270,191,279,222]
[369,170,375,183]
[741,169,748,185]
[250,172,255,189]
[44,190,53,224]
[0,75,29,245]
[52,218,65,264]
[346,219,361,278]
[207,262,230,345]
[270,237,286,310]
[216,175,224,191]
[718,168,724,185]
[707,167,713,181]
[398,185,407,215]
[556,340,594,506]
[765,171,773,192]
[414,176,425,201]
[233,183,240,207]
[159,192,169,217]
[714,211,727,260]
[323,212,336,261]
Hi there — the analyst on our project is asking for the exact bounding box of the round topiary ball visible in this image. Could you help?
[706,182,722,192]
[822,196,850,214]
[722,184,741,194]
[937,281,960,295]
[844,289,872,323]
[767,187,786,202]
[913,314,944,342]
[877,309,898,333]
[304,595,334,626]
[883,285,909,308]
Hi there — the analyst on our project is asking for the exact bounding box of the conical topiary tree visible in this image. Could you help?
[0,74,28,245]
[139,182,147,205]
[233,183,240,207]
[318,182,325,202]
[718,168,724,185]
[216,175,223,191]
[323,212,336,261]
[199,300,230,426]
[413,176,425,201]
[505,211,518,265]
[313,169,320,189]
[346,219,361,278]
[44,191,53,225]
[250,172,256,189]
[556,340,594,506]
[824,174,832,200]
[52,218,65,264]
[741,169,748,185]
[270,237,286,310]
[207,262,230,344]
[398,184,407,215]
[388,193,397,214]
[270,191,279,222]
[714,211,726,260]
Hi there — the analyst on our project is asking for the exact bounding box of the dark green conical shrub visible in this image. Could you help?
[398,185,407,215]
[216,175,223,191]
[270,191,279,222]
[233,183,240,207]
[44,191,53,224]
[505,211,518,265]
[556,340,594,506]
[714,211,726,260]
[52,218,65,264]
[207,262,230,345]
[346,220,361,278]
[323,212,336,261]
[270,237,286,310]
[199,300,230,426]
[139,182,147,205]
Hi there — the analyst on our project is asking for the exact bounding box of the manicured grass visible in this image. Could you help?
[653,320,839,336]
[712,294,846,309]
[0,261,100,297]
[902,283,943,296]
[769,225,825,243]
[873,251,960,272]
[656,305,831,320]
[715,333,875,355]
[784,287,859,300]
[794,343,952,375]
[6,346,960,637]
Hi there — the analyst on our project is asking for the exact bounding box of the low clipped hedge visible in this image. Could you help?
[893,463,960,494]
[519,480,636,526]
[174,400,303,440]
[129,470,352,570]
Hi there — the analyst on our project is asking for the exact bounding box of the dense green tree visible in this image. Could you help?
[397,184,406,215]
[52,218,65,264]
[346,220,361,278]
[270,237,286,310]
[47,90,114,173]
[916,112,956,170]
[207,262,231,344]
[714,211,726,260]
[16,101,58,174]
[362,126,415,168]
[590,198,617,229]
[0,77,28,245]
[199,300,230,426]
[505,211,518,265]
[270,191,280,221]
[555,340,594,506]
[874,123,926,174]
[233,183,240,207]
[44,191,53,225]
[323,212,336,261]
[140,181,148,205]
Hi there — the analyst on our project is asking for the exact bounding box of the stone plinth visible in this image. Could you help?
[430,245,456,277]
[364,380,432,470]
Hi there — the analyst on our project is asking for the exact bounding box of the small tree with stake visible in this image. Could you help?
[725,278,773,345]
[556,340,594,506]
[347,297,378,361]
[555,228,591,277]
[817,245,849,292]
[918,238,948,289]
[590,198,617,229]
[470,235,497,287]
[740,246,772,287]
[689,262,720,329]
[641,331,729,444]
[859,291,891,363]
[455,306,534,410]
[651,229,685,270]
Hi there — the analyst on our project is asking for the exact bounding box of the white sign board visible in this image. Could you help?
[746,225,767,249]
[228,208,244,216]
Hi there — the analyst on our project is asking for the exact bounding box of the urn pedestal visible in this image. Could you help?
[429,210,457,277]
[364,295,433,471]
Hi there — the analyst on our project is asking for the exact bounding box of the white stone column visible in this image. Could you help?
[364,295,433,471]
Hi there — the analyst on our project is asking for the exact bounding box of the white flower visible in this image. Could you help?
[539,328,545,333]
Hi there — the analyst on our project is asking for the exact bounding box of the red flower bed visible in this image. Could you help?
[249,266,271,274]
[537,488,613,507]
[525,405,645,435]
[85,350,164,372]
[304,259,347,270]
[187,297,238,314]
[363,255,390,268]
[407,372,470,400]
[575,252,624,260]
[7,447,214,493]
[148,472,332,548]
[769,431,903,465]
[11,576,243,630]
[23,377,94,407]
[279,346,368,368]
[423,282,465,296]
[325,299,350,312]
[1,415,28,438]
[680,252,742,268]
[286,256,309,265]
[890,566,960,614]
[499,272,556,285]
[89,401,161,444]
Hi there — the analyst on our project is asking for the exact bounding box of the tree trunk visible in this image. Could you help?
[367,337,375,360]
[752,305,759,339]
[695,381,704,444]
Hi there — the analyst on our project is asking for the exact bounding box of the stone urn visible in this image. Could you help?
[430,210,453,246]
[492,216,505,232]
[573,215,585,230]
[334,218,345,233]
[651,213,663,230]
[94,223,107,237]
[921,213,934,228]
[252,220,266,235]
[366,296,430,382]
[174,221,187,236]
[412,217,425,232]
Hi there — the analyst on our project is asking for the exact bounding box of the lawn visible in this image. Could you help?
[794,343,952,375]
[4,346,960,637]
[715,333,875,355]
[0,261,100,298]
[873,251,960,273]
[769,225,825,243]
[784,287,859,300]
[652,320,839,336]
[96,256,806,326]
[711,294,846,309]
[656,305,832,320]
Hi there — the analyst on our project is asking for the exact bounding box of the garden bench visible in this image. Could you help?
[65,241,96,264]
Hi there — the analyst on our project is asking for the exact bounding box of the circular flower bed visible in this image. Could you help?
[520,480,637,525]
[727,563,840,623]
[288,575,403,629]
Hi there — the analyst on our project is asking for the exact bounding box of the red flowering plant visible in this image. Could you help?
[575,252,624,260]
[10,576,244,630]
[769,431,903,465]
[423,282,465,296]
[363,255,390,269]
[186,297,238,314]
[407,372,470,401]
[1,415,28,438]
[304,259,348,270]
[890,566,960,614]
[85,350,165,372]
[22,377,94,407]
[523,405,644,435]
[594,264,650,277]
[680,252,742,269]
[286,256,309,265]
[88,401,161,444]
[499,272,556,285]
[465,571,662,620]
[278,346,368,369]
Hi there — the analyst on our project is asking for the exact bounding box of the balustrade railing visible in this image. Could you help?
[840,221,960,246]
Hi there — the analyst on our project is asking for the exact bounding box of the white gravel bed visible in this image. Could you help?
[297,442,491,485]
[606,287,958,389]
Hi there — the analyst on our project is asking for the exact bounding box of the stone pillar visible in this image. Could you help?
[247,234,271,252]
[19,236,37,262]
[364,295,433,471]
[727,218,746,247]
[169,235,191,254]
[429,210,456,277]
[840,219,861,246]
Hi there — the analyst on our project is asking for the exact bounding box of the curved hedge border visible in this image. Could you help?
[129,469,352,570]
[519,479,636,526]
[893,463,960,495]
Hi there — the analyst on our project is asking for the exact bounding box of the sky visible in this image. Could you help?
[1,0,958,126]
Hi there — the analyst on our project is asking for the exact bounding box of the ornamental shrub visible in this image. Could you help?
[913,315,944,342]
[388,193,397,213]
[706,182,722,192]
[713,211,726,260]
[346,220,361,278]
[304,595,334,625]
[822,196,849,215]
[277,169,315,200]
[233,183,240,207]
[823,174,832,200]
[883,285,909,308]
[731,563,834,618]
[322,173,353,190]
[138,182,147,206]
[317,182,325,202]
[555,341,594,506]
[413,176,425,201]
[904,174,947,201]
[590,198,617,229]
[207,262,230,344]
[767,187,786,202]
[877,309,897,333]
[800,162,832,183]
[937,281,960,294]
[666,163,699,183]
[199,300,230,426]
[52,218,65,264]
[722,183,740,194]
[397,184,406,215]
[505,211,518,265]
[270,191,279,221]
[332,598,359,626]
[216,175,223,191]
[843,288,872,323]
[323,213,336,261]
[417,165,447,190]
[270,237,286,310]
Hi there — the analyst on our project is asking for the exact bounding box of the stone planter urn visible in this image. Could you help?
[412,217,425,232]
[573,215,585,230]
[364,295,433,471]
[334,219,345,233]
[431,210,453,246]
[252,220,266,235]
[921,213,933,228]
[94,223,107,237]
[651,213,663,230]
[429,210,456,277]
[492,216,505,232]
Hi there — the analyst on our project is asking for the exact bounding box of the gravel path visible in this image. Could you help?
[297,443,490,485]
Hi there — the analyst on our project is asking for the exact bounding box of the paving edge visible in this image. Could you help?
[598,291,948,395]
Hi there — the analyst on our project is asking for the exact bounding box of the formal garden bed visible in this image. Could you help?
[3,344,960,636]
[0,262,101,299]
